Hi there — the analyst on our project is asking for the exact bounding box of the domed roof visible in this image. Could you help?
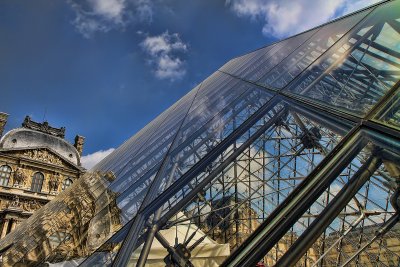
[0,128,80,166]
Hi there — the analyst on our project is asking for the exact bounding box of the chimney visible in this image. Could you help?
[0,112,9,138]
[74,135,85,156]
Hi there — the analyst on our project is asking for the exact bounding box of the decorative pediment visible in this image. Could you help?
[22,149,63,165]
[7,148,75,169]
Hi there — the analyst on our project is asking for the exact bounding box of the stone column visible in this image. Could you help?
[11,220,18,231]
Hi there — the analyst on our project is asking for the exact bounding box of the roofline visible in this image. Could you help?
[0,146,85,171]
[0,128,82,166]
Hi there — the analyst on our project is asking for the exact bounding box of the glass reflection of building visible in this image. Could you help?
[0,0,400,266]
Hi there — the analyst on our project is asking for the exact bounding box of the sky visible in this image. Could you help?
[0,0,380,169]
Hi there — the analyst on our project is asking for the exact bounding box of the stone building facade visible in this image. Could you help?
[0,112,85,238]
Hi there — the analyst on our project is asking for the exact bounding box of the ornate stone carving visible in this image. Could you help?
[74,135,85,156]
[22,200,42,212]
[5,196,42,212]
[23,149,63,166]
[49,173,61,192]
[6,197,42,212]
[8,195,22,209]
[13,167,26,186]
[22,116,65,138]
[104,171,116,182]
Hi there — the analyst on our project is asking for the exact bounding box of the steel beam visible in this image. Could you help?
[112,96,279,266]
[276,151,383,266]
[222,128,365,267]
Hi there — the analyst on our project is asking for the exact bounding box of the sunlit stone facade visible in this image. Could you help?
[0,113,85,238]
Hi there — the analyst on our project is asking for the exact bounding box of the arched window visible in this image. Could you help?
[61,178,73,191]
[31,172,44,192]
[0,165,12,186]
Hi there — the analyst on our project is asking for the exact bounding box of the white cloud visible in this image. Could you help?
[140,31,188,81]
[226,0,379,38]
[68,0,153,38]
[135,0,153,23]
[88,0,126,22]
[340,0,380,15]
[81,148,115,169]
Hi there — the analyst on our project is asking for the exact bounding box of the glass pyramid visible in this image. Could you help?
[1,1,399,266]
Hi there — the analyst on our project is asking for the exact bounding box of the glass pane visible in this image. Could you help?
[116,79,274,225]
[96,84,198,174]
[374,88,400,129]
[221,45,276,77]
[258,9,371,89]
[239,29,318,82]
[283,0,400,116]
[256,133,400,266]
[122,101,354,266]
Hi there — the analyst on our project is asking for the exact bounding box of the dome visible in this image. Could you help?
[0,128,80,166]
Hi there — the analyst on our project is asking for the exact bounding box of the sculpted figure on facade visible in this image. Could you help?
[49,173,61,192]
[23,149,63,166]
[30,200,42,210]
[22,200,42,212]
[8,195,21,209]
[21,201,30,212]
[13,167,26,186]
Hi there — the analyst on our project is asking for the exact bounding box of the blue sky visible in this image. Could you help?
[0,0,379,168]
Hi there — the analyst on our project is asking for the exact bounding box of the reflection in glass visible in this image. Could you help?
[284,0,400,116]
[258,9,370,89]
[258,139,400,266]
[239,29,317,82]
[375,89,400,129]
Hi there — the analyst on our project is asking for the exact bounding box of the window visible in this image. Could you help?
[0,165,12,186]
[61,178,73,191]
[31,172,44,192]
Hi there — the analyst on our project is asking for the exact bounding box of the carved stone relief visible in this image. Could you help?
[22,149,63,166]
[13,167,27,187]
[8,195,21,209]
[5,195,43,212]
[49,173,61,192]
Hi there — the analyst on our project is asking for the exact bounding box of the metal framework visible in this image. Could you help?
[0,1,399,266]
